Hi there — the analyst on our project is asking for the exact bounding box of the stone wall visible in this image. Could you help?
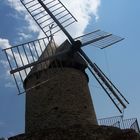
[8,124,140,140]
[25,68,97,134]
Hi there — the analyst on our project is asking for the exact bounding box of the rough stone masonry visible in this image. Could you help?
[8,124,140,140]
[7,40,140,140]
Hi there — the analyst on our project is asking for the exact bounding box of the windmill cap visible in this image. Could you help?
[23,39,89,88]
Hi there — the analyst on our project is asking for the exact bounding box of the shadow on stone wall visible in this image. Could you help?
[8,124,140,140]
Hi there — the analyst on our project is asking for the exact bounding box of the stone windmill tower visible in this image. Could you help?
[3,0,131,139]
[24,39,98,133]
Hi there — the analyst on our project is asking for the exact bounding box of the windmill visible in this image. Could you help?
[3,0,129,133]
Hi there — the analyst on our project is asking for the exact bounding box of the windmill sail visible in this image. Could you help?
[75,30,124,49]
[76,49,129,113]
[78,49,129,113]
[3,0,129,113]
[88,63,129,113]
[2,38,85,94]
[2,37,59,94]
[20,0,77,37]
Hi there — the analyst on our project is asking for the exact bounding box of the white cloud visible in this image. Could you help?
[63,0,100,28]
[0,60,9,71]
[0,38,11,49]
[4,82,15,88]
[0,41,15,88]
[2,0,101,91]
[0,38,30,88]
[6,0,101,40]
[18,32,32,41]
[6,0,40,35]
[7,0,25,12]
[0,38,30,66]
[24,14,40,33]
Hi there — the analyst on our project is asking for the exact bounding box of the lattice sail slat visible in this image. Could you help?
[20,0,77,37]
[3,37,59,94]
[75,30,124,49]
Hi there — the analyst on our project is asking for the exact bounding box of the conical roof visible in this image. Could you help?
[28,39,87,75]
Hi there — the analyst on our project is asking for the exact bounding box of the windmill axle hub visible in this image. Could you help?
[71,40,82,53]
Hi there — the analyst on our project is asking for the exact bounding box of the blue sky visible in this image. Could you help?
[0,0,140,138]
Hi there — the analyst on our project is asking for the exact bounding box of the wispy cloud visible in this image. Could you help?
[18,32,32,41]
[0,37,40,90]
[0,39,15,88]
[6,0,40,35]
[6,0,101,40]
[53,0,101,44]
[6,0,25,12]
[0,38,30,66]
[0,38,11,49]
[64,0,101,30]
[2,0,101,90]
[0,38,26,88]
[3,0,101,64]
[0,60,15,88]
